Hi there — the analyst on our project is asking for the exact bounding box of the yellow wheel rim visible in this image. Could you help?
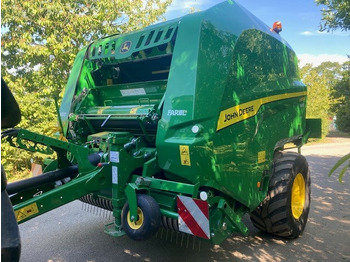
[127,207,144,230]
[291,173,306,219]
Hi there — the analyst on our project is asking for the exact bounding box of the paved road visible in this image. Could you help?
[18,140,350,262]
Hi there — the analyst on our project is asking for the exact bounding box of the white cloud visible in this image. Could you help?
[298,54,349,67]
[300,30,348,37]
[300,31,314,36]
[300,30,327,36]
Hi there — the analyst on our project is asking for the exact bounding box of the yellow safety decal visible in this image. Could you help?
[258,151,266,164]
[180,145,191,166]
[107,79,113,85]
[130,106,143,114]
[15,203,39,223]
[216,91,307,131]
[97,106,111,114]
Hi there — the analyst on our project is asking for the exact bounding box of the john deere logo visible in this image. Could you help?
[120,41,131,53]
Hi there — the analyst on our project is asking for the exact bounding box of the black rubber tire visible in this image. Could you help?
[122,194,161,241]
[250,151,311,238]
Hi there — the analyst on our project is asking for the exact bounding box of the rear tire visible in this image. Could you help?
[250,151,311,238]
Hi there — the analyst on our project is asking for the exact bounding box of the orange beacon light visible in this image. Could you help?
[271,21,282,34]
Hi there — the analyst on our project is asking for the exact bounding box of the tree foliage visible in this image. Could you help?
[300,62,341,137]
[332,61,350,132]
[1,0,172,180]
[300,61,349,138]
[315,0,350,32]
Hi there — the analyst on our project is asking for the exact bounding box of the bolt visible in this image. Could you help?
[130,216,135,221]
[222,222,227,231]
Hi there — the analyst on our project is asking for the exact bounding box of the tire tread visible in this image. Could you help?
[250,151,310,238]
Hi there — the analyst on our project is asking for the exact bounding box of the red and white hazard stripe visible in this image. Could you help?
[177,195,210,239]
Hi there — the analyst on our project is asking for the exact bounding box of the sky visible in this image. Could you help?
[164,0,349,67]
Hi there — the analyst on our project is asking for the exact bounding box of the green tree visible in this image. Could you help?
[315,0,350,32]
[1,0,172,180]
[314,61,342,93]
[332,61,350,132]
[315,0,350,182]
[328,62,350,182]
[300,62,341,137]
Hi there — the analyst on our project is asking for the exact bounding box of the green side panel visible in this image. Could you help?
[156,1,306,209]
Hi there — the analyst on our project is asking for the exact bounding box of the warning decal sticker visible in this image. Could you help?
[15,202,39,223]
[177,195,210,239]
[258,151,266,164]
[179,145,191,166]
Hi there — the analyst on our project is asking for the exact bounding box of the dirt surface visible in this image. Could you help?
[18,139,350,262]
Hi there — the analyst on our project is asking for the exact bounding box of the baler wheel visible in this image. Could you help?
[250,151,310,238]
[122,194,161,241]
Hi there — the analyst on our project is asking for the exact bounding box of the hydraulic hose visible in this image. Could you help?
[6,153,101,195]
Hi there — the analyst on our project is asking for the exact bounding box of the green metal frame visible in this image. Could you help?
[6,129,95,171]
[5,129,111,223]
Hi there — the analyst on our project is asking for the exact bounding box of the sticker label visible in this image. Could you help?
[15,203,39,222]
[112,166,118,184]
[120,88,146,96]
[110,151,119,163]
[258,151,266,164]
[180,145,191,166]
